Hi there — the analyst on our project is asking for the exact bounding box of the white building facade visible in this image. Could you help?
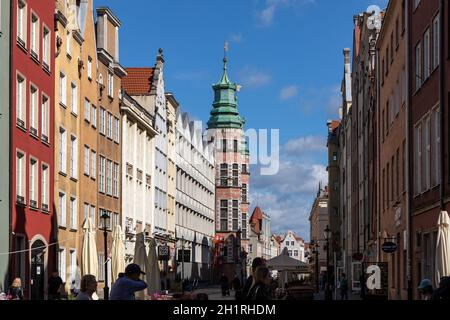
[175,111,215,281]
[280,231,306,262]
[120,91,158,263]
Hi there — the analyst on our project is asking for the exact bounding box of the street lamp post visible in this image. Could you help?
[324,225,332,301]
[100,211,111,300]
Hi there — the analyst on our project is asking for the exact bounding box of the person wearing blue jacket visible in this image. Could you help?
[110,264,148,300]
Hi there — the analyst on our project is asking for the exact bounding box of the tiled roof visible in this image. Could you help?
[250,207,263,234]
[330,120,340,132]
[122,68,155,96]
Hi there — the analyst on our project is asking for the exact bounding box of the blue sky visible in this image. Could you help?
[94,0,388,240]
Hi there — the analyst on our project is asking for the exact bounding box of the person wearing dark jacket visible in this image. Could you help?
[219,274,230,296]
[241,257,266,300]
[8,278,24,300]
[433,277,450,300]
[247,266,271,301]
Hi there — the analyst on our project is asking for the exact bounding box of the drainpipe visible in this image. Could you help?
[439,0,445,211]
[8,0,14,290]
[405,0,413,301]
[376,45,381,263]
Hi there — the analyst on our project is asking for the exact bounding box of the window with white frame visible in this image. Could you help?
[42,26,50,70]
[83,203,89,222]
[113,117,119,143]
[70,196,77,230]
[91,105,97,128]
[87,56,92,79]
[91,150,96,179]
[29,158,38,208]
[431,107,440,187]
[422,115,431,191]
[106,160,113,195]
[99,156,105,193]
[59,127,67,173]
[41,164,49,211]
[106,112,112,139]
[70,135,77,179]
[69,249,76,283]
[113,162,119,197]
[84,145,89,176]
[84,98,90,122]
[16,74,26,127]
[99,107,105,134]
[415,42,422,90]
[58,248,66,282]
[90,206,96,227]
[71,83,77,114]
[108,72,114,97]
[414,124,422,195]
[66,30,71,57]
[16,151,26,203]
[41,95,49,142]
[29,85,38,134]
[30,13,39,58]
[17,0,27,45]
[60,72,67,106]
[423,28,430,80]
[58,191,67,227]
[432,15,439,70]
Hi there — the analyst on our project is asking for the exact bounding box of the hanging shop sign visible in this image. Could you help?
[381,241,397,254]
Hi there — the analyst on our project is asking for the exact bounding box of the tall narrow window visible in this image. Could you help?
[41,164,49,212]
[17,1,27,45]
[16,74,26,127]
[232,164,239,186]
[113,117,119,143]
[431,108,440,187]
[41,95,49,143]
[242,183,247,203]
[58,248,66,282]
[233,140,238,153]
[58,191,67,227]
[91,105,97,128]
[84,98,90,122]
[220,164,228,186]
[29,158,38,208]
[424,29,430,79]
[31,14,39,58]
[66,30,71,57]
[415,42,422,90]
[113,163,119,197]
[83,203,89,222]
[84,145,90,176]
[16,151,26,204]
[69,250,76,283]
[232,200,239,231]
[414,124,422,195]
[99,108,105,134]
[29,85,38,135]
[108,72,114,97]
[42,26,50,70]
[71,83,77,114]
[220,200,228,231]
[90,206,96,227]
[70,135,77,179]
[432,15,440,69]
[90,150,96,179]
[59,127,67,174]
[106,160,113,195]
[222,139,227,153]
[106,113,113,138]
[423,115,431,191]
[70,196,77,230]
[99,156,105,193]
[87,56,92,79]
[60,72,67,106]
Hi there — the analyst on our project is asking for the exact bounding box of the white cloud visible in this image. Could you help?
[256,0,316,27]
[229,33,243,43]
[283,135,326,155]
[280,85,298,101]
[238,65,271,89]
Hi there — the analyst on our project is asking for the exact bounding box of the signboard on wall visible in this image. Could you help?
[362,262,388,300]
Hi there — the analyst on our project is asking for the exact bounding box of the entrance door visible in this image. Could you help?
[30,240,45,300]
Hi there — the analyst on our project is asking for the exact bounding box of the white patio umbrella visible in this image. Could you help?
[147,238,161,294]
[111,225,125,283]
[435,211,450,287]
[133,232,151,300]
[81,217,98,278]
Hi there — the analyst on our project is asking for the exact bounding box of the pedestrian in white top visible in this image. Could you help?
[76,275,98,300]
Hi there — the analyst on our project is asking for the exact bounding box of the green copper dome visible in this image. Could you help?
[207,57,245,129]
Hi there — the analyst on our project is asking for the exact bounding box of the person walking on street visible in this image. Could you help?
[47,271,63,300]
[76,275,98,300]
[241,257,266,300]
[110,264,148,300]
[339,273,349,300]
[7,278,23,300]
[432,277,450,300]
[219,273,230,297]
[232,274,242,300]
[247,266,271,301]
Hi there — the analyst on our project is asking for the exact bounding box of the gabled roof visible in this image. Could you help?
[250,207,263,234]
[122,68,155,96]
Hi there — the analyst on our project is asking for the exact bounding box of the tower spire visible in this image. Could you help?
[220,42,230,85]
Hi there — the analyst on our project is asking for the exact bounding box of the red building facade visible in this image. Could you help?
[10,0,55,300]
